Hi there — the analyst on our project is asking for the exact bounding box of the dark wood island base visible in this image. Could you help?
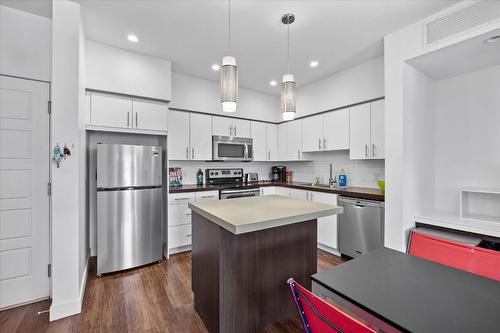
[192,211,317,333]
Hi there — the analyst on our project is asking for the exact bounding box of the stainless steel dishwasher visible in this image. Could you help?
[338,196,384,258]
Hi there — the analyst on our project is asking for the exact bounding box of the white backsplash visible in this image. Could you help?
[171,150,384,188]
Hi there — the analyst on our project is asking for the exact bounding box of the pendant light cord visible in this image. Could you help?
[228,0,231,51]
[287,16,290,74]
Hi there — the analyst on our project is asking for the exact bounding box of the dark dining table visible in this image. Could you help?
[311,248,500,333]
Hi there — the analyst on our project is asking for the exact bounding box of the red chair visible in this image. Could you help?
[287,278,376,333]
[408,231,500,281]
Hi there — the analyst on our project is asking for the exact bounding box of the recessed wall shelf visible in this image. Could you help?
[460,188,500,223]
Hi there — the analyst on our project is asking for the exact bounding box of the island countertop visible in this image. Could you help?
[188,194,343,234]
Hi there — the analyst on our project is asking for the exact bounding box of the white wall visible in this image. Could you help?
[170,72,280,123]
[85,40,172,101]
[0,5,51,81]
[50,0,84,321]
[295,57,384,118]
[434,65,500,213]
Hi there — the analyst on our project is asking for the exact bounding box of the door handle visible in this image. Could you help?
[354,249,363,254]
[306,192,309,200]
[310,193,314,201]
[268,151,270,160]
[135,113,138,128]
[127,112,130,127]
[234,125,237,136]
[372,144,376,157]
[323,138,327,149]
[319,138,321,150]
[186,147,189,159]
[354,204,365,208]
[192,148,194,159]
[297,149,301,160]
[365,144,369,158]
[229,125,232,136]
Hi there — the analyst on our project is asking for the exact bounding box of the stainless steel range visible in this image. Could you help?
[206,168,260,199]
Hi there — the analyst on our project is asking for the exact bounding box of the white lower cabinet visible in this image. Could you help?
[168,190,219,254]
[260,186,276,195]
[275,187,290,197]
[313,192,338,250]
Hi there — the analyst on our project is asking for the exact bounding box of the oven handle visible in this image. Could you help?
[220,188,260,194]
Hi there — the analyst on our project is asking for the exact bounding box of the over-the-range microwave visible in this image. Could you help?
[212,135,253,161]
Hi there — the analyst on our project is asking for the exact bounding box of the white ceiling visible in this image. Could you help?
[10,0,457,95]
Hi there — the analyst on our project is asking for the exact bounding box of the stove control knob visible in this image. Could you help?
[215,172,219,176]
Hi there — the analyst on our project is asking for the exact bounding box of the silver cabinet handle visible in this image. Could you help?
[127,112,130,127]
[323,138,327,149]
[311,193,314,201]
[186,234,192,237]
[372,144,376,157]
[268,151,271,160]
[297,149,300,160]
[200,195,215,198]
[135,112,138,128]
[365,144,369,158]
[175,197,190,201]
[319,138,321,150]
[234,125,237,136]
[186,147,189,159]
[306,192,309,200]
[229,125,232,136]
[192,147,194,159]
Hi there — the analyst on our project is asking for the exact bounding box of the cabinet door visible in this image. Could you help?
[132,99,168,131]
[232,118,251,138]
[287,120,303,161]
[167,110,190,160]
[313,192,338,249]
[91,92,132,128]
[190,113,213,160]
[261,187,276,195]
[251,121,267,161]
[324,109,349,151]
[370,100,385,159]
[290,189,308,200]
[212,116,232,136]
[302,114,323,152]
[277,123,288,161]
[266,124,278,161]
[276,187,290,197]
[349,103,371,159]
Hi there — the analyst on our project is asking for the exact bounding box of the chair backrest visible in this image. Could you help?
[287,278,376,333]
[408,231,500,281]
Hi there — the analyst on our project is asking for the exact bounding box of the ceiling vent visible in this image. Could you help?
[425,1,500,46]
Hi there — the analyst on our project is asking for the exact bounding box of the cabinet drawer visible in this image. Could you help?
[195,191,219,201]
[168,192,195,204]
[168,202,191,227]
[168,224,192,249]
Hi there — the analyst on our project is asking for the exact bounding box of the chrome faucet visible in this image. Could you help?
[329,163,337,188]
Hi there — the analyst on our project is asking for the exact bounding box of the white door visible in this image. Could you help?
[287,120,303,161]
[212,116,232,136]
[190,113,212,160]
[277,123,287,161]
[302,114,323,152]
[0,76,50,308]
[250,121,266,161]
[349,103,371,159]
[132,99,168,131]
[232,118,250,138]
[91,92,132,128]
[167,110,190,160]
[313,192,338,249]
[370,100,385,159]
[324,109,350,151]
[266,124,278,161]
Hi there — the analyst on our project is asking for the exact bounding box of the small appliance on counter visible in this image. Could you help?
[271,166,287,182]
[245,173,258,183]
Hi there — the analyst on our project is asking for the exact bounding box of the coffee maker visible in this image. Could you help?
[271,166,287,182]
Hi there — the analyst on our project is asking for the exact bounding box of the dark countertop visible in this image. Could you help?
[169,181,384,201]
[312,248,500,333]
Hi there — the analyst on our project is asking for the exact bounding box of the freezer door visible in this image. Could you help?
[97,144,162,188]
[97,187,162,274]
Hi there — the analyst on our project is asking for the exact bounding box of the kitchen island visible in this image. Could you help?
[188,195,343,333]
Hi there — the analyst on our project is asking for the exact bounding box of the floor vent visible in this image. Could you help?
[425,1,500,45]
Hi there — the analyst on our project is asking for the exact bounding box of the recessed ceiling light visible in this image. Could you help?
[484,35,500,44]
[212,64,220,71]
[269,80,277,86]
[309,60,319,68]
[127,34,139,42]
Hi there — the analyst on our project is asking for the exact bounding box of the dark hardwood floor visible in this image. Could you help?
[0,249,346,333]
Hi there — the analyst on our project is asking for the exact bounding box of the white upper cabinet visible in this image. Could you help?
[250,121,267,161]
[132,99,168,131]
[349,101,385,159]
[266,123,278,161]
[287,120,304,161]
[323,109,349,151]
[349,103,371,159]
[168,110,190,160]
[213,116,250,137]
[302,114,323,152]
[277,123,288,161]
[90,93,132,128]
[190,113,212,160]
[370,99,385,159]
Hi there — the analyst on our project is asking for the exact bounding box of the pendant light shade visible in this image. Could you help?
[221,55,238,113]
[281,74,296,120]
[281,13,296,121]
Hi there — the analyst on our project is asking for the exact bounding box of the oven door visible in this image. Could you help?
[220,188,261,200]
[212,136,253,161]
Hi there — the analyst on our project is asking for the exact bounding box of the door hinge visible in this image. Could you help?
[48,100,52,114]
[47,182,52,196]
[48,264,52,277]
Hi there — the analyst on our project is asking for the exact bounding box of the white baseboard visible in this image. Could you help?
[317,243,341,257]
[79,257,89,308]
[90,247,96,256]
[168,244,191,255]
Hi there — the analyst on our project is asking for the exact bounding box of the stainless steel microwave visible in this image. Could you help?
[212,136,253,161]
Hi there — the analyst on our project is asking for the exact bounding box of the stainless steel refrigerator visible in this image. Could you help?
[97,143,163,275]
